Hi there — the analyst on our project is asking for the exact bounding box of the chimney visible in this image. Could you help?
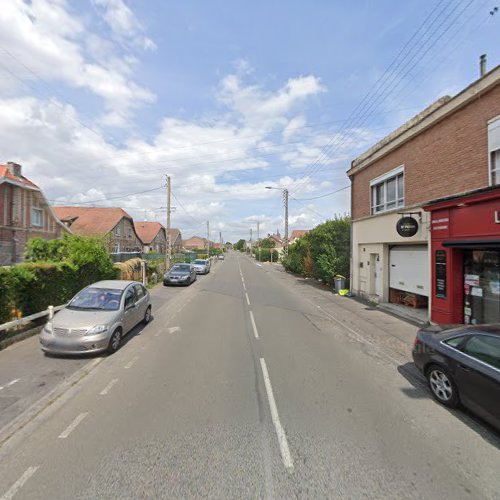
[6,162,22,177]
[479,54,487,77]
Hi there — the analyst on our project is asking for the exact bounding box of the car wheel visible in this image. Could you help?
[426,365,459,408]
[107,328,122,354]
[143,306,152,324]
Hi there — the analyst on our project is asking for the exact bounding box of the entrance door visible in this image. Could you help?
[463,250,500,324]
[370,253,382,298]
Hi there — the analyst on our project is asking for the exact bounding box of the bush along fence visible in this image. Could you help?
[0,235,118,326]
[281,216,351,290]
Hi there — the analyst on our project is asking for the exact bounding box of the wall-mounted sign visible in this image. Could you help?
[396,216,419,237]
[435,250,447,299]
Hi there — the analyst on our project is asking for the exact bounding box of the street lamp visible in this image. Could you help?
[265,186,289,255]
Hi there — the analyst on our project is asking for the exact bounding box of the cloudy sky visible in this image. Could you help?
[0,0,498,241]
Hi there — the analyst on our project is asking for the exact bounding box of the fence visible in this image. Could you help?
[0,304,66,333]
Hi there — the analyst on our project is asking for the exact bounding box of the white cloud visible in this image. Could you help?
[92,0,157,51]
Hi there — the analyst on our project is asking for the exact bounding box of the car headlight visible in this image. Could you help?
[44,321,53,334]
[86,325,109,335]
[181,275,189,280]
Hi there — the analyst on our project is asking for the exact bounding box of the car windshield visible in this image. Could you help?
[172,264,191,272]
[68,288,123,311]
[194,260,206,265]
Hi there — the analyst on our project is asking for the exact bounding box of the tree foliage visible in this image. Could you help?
[234,239,246,251]
[282,216,350,286]
[259,237,276,248]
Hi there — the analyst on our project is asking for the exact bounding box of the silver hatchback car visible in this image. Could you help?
[39,280,151,356]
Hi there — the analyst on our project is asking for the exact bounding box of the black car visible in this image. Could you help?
[163,263,197,286]
[412,324,500,430]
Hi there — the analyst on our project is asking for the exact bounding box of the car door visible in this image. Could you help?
[122,286,137,333]
[453,334,500,427]
[133,284,148,321]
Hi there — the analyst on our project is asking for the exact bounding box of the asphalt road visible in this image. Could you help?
[0,252,499,499]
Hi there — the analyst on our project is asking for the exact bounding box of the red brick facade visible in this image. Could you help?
[349,83,500,220]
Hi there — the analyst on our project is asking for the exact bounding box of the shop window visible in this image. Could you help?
[489,116,500,185]
[463,250,500,325]
[370,166,404,214]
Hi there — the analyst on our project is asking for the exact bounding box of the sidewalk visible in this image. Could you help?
[263,262,419,363]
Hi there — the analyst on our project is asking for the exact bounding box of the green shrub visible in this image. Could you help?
[0,268,14,323]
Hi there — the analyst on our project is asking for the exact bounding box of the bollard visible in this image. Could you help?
[48,305,54,320]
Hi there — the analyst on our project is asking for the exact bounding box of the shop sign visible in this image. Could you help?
[435,250,447,299]
[396,216,419,237]
[464,274,480,287]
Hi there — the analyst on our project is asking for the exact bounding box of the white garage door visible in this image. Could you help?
[389,245,429,296]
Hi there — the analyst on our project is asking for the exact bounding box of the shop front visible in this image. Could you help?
[424,187,500,324]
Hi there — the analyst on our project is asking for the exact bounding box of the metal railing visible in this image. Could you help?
[0,304,66,333]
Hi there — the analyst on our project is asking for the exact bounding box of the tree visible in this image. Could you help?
[234,239,246,251]
[260,237,276,248]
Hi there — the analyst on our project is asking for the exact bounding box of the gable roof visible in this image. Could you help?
[168,228,181,240]
[0,164,39,190]
[134,221,165,244]
[290,229,309,240]
[53,206,133,236]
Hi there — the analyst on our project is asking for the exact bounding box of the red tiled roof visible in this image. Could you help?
[290,229,309,240]
[168,228,181,240]
[52,206,133,236]
[0,164,39,190]
[134,221,165,244]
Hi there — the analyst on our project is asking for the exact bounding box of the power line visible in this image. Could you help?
[294,185,350,201]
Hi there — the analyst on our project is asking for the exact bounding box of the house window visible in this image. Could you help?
[31,208,43,227]
[112,244,119,253]
[491,149,500,185]
[115,226,121,236]
[370,166,404,214]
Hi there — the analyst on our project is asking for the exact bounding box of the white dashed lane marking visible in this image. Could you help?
[99,378,119,396]
[249,311,259,339]
[58,413,88,439]
[0,379,20,391]
[124,356,139,369]
[0,466,39,500]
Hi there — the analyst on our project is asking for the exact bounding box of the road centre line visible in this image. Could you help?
[58,413,88,439]
[0,379,20,391]
[259,358,294,470]
[249,310,259,339]
[99,378,119,396]
[245,292,250,305]
[0,466,39,500]
[124,356,139,369]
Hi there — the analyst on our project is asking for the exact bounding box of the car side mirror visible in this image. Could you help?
[125,302,135,310]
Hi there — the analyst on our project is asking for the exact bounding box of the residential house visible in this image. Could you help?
[183,235,207,251]
[168,228,183,253]
[267,231,284,254]
[53,206,142,253]
[134,221,167,253]
[347,62,500,324]
[289,229,309,243]
[0,162,69,265]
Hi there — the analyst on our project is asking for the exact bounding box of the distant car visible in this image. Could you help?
[164,263,196,286]
[412,324,500,431]
[192,259,210,274]
[217,254,224,260]
[39,281,151,356]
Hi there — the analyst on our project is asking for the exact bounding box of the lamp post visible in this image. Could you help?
[265,186,289,255]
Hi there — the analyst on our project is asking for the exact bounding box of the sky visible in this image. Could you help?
[0,0,498,242]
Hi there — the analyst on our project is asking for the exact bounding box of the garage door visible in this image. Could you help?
[389,245,429,296]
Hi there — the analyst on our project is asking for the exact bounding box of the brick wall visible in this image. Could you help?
[350,84,500,220]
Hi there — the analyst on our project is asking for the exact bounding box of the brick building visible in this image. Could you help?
[134,221,167,253]
[53,206,142,253]
[0,162,69,265]
[347,64,500,323]
[168,228,183,253]
[183,236,207,251]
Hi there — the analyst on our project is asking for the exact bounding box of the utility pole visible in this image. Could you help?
[206,221,210,257]
[165,174,172,270]
[250,228,253,254]
[219,231,223,252]
[283,188,289,255]
[257,220,261,262]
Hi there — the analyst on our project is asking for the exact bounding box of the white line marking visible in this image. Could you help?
[1,466,39,500]
[6,379,20,387]
[256,263,262,267]
[167,326,181,334]
[124,356,139,369]
[242,283,247,292]
[259,358,293,469]
[245,292,250,305]
[249,310,259,339]
[99,378,119,396]
[58,412,88,439]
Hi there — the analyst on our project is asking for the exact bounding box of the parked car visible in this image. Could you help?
[192,259,210,274]
[164,263,197,286]
[412,324,500,430]
[217,254,224,260]
[39,281,151,356]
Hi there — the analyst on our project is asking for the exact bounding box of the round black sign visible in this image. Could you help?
[396,216,418,237]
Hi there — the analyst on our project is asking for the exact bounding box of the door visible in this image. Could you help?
[389,245,429,296]
[123,287,137,333]
[133,284,148,319]
[454,335,500,427]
